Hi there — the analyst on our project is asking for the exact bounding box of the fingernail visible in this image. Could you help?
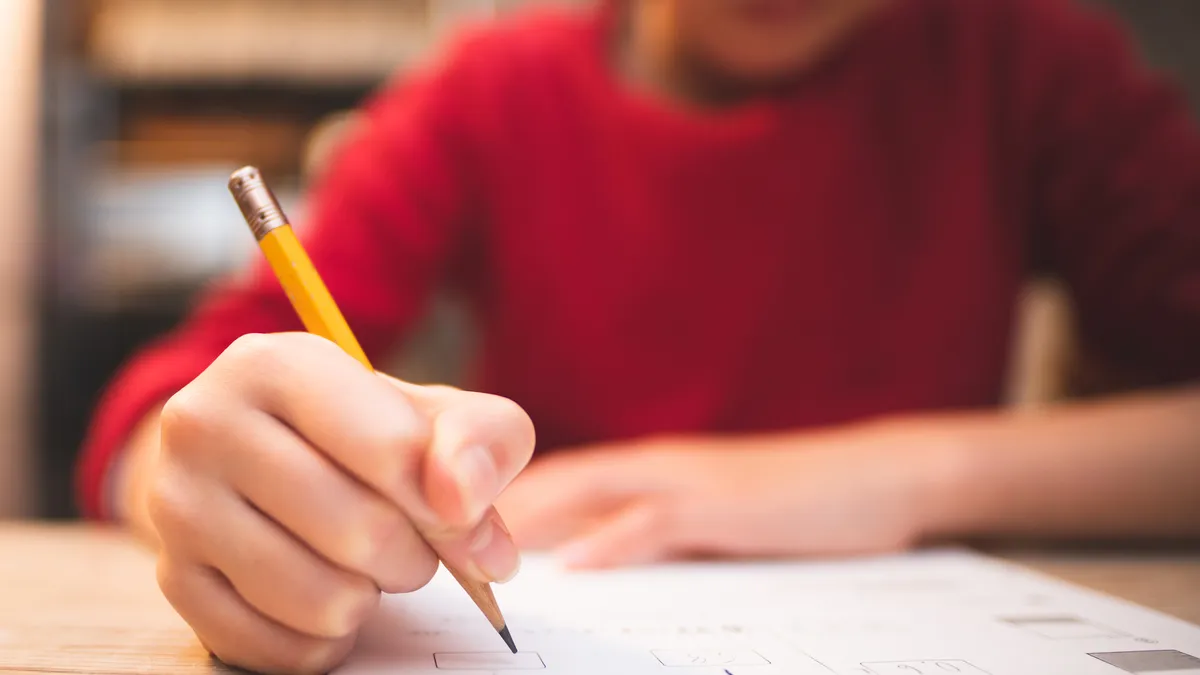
[451,445,499,522]
[468,518,521,583]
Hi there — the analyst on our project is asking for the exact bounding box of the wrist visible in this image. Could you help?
[847,413,989,546]
[897,412,999,544]
[755,417,984,552]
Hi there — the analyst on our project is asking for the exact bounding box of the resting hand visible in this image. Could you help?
[496,420,958,568]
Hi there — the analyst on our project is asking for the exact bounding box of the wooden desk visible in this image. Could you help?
[1,524,1198,674]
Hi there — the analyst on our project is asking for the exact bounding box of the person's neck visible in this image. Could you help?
[614,3,760,111]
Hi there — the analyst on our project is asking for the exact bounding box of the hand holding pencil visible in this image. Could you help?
[143,168,532,674]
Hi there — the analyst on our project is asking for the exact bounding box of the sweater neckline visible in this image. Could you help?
[574,1,877,143]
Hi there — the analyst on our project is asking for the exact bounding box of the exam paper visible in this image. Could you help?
[336,549,1200,675]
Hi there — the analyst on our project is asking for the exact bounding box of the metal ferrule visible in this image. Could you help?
[228,166,288,241]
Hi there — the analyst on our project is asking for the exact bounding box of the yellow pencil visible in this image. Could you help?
[227,166,516,654]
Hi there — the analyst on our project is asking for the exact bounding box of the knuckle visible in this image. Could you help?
[220,637,352,675]
[159,388,211,449]
[383,545,439,594]
[340,504,402,573]
[310,573,379,639]
[360,403,432,468]
[277,330,348,361]
[146,471,195,545]
[213,641,331,675]
[154,554,189,605]
[224,332,338,376]
[490,395,536,446]
[223,332,281,368]
[154,553,357,675]
[412,552,440,590]
[297,637,357,675]
[206,645,256,675]
[208,644,263,675]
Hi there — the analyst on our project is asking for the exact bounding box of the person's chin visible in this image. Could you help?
[708,49,824,89]
[735,0,829,24]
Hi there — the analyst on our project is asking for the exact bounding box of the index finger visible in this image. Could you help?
[218,332,534,533]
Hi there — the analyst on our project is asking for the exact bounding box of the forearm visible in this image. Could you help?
[924,385,1200,542]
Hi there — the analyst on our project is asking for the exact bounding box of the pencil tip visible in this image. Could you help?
[499,625,517,653]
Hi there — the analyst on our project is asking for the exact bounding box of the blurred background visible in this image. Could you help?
[1,0,1198,520]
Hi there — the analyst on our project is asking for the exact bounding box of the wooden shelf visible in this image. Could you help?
[86,0,432,85]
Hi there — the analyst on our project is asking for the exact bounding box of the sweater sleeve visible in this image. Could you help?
[1021,0,1200,387]
[75,44,487,521]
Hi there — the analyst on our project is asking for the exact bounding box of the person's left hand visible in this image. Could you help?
[494,419,963,569]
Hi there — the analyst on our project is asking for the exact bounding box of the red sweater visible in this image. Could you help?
[78,0,1200,519]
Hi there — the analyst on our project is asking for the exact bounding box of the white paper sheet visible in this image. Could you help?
[336,548,1200,675]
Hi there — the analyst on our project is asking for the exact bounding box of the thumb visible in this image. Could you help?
[554,501,674,570]
[377,372,536,529]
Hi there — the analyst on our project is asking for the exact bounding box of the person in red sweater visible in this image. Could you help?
[79,0,1200,672]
